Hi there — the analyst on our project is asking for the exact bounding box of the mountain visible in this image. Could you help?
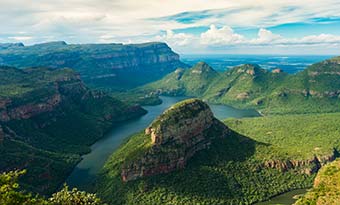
[0,66,146,194]
[294,159,340,205]
[0,42,186,89]
[141,57,340,114]
[96,99,340,204]
[142,62,220,96]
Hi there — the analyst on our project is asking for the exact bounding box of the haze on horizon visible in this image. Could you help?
[1,0,340,55]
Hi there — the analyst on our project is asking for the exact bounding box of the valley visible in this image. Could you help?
[2,1,340,204]
[96,98,340,205]
[66,96,260,190]
[0,42,339,205]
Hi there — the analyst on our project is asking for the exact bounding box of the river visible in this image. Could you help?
[256,189,307,205]
[66,96,260,190]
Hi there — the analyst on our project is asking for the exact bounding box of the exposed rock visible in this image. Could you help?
[236,92,250,100]
[0,42,186,88]
[272,68,283,73]
[263,151,336,175]
[174,68,185,80]
[0,94,62,122]
[121,99,228,182]
[0,125,4,143]
[246,69,255,75]
[191,62,216,74]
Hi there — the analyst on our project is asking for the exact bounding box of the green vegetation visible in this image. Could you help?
[224,113,340,160]
[0,170,105,205]
[97,109,340,204]
[97,128,314,205]
[294,159,340,205]
[142,62,220,97]
[0,42,185,89]
[140,57,340,114]
[0,66,146,195]
[109,91,162,106]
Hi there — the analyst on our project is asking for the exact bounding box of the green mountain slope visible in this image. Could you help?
[0,66,146,195]
[142,62,220,96]
[97,99,340,205]
[0,42,186,89]
[294,159,340,205]
[140,57,340,114]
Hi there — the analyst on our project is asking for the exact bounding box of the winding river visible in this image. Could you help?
[66,96,260,189]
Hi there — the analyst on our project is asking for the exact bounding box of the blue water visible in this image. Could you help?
[181,54,334,73]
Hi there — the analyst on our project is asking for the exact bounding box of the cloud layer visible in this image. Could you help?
[1,0,340,54]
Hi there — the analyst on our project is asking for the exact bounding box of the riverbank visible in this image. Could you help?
[255,189,307,205]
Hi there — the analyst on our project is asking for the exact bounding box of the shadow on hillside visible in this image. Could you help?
[141,129,269,200]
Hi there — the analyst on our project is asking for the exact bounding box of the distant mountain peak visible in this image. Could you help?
[326,56,340,64]
[232,64,264,76]
[31,41,67,47]
[191,62,216,74]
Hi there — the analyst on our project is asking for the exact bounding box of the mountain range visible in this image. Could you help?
[1,41,340,205]
[0,42,186,90]
[141,57,340,114]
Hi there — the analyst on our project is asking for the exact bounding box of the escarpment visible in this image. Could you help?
[0,66,147,194]
[0,42,186,88]
[121,99,228,182]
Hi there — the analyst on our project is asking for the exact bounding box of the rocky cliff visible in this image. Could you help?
[263,152,336,175]
[121,99,228,182]
[0,66,147,194]
[0,42,186,89]
[294,159,340,205]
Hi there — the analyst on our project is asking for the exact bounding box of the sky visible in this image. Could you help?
[1,0,340,55]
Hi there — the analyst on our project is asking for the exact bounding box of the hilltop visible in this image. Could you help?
[0,66,146,194]
[140,56,340,114]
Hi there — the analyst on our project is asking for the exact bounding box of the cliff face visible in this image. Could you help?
[0,42,186,89]
[294,159,340,205]
[121,99,228,182]
[263,152,336,175]
[0,66,147,194]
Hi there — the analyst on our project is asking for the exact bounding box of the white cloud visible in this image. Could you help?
[0,0,340,54]
[1,0,340,45]
[200,25,245,45]
[251,28,283,44]
[198,26,340,47]
[8,36,33,41]
[297,34,340,44]
[155,30,195,46]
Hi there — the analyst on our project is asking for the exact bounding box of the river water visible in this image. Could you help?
[66,96,260,189]
[256,189,307,205]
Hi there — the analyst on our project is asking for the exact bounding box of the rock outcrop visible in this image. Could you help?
[121,99,228,182]
[263,151,336,175]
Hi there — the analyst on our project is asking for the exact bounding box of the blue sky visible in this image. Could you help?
[1,0,340,55]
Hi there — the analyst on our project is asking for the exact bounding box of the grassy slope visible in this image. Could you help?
[142,62,220,97]
[0,66,146,195]
[225,113,340,161]
[139,57,340,115]
[97,112,340,205]
[294,159,340,205]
